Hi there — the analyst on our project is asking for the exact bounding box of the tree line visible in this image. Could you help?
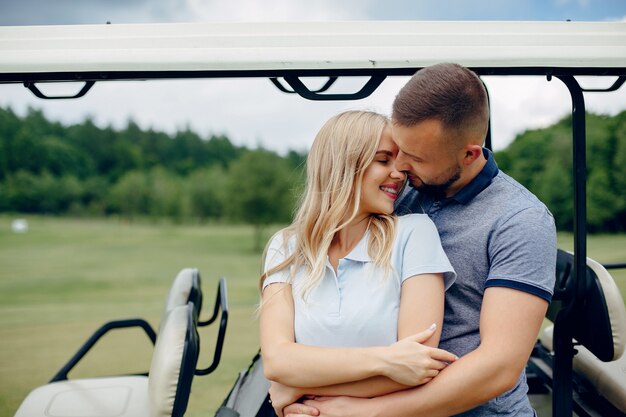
[1,106,625,233]
[0,107,306,237]
[495,110,626,233]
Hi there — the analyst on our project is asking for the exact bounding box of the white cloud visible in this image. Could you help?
[485,76,626,150]
[180,0,366,22]
[554,0,590,7]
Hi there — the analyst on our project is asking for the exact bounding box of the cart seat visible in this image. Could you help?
[14,302,199,417]
[13,376,150,417]
[539,254,626,414]
[164,268,202,316]
[541,324,626,414]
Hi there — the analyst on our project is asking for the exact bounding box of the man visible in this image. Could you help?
[284,63,557,416]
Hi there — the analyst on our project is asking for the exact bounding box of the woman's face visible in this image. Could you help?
[358,127,406,216]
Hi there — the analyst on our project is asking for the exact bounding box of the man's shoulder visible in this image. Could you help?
[482,170,550,213]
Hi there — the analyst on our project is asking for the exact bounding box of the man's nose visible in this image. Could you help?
[390,163,405,180]
[395,151,411,171]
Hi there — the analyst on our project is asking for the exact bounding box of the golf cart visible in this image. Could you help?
[1,20,625,417]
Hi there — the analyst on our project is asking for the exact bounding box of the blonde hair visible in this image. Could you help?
[260,110,397,300]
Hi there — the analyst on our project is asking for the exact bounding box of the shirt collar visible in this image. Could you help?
[343,230,372,263]
[449,148,499,204]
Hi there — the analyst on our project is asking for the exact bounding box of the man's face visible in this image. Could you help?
[392,119,463,199]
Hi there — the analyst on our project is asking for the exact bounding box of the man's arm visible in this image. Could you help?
[294,287,548,417]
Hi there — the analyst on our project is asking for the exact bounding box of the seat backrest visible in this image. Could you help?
[586,257,626,361]
[149,302,200,417]
[163,268,203,317]
[549,249,626,361]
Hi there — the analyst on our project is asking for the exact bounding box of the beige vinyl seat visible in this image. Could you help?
[14,302,200,417]
[13,268,229,417]
[531,251,626,416]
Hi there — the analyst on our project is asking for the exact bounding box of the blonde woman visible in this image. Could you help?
[259,111,457,417]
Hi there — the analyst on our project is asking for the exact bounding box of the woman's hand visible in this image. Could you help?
[269,381,305,417]
[381,324,457,386]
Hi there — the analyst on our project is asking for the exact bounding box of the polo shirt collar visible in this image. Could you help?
[343,230,372,263]
[449,148,499,204]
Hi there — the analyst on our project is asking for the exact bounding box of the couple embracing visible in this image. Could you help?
[259,63,556,417]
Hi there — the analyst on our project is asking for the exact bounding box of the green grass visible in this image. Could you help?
[0,216,625,417]
[0,215,279,417]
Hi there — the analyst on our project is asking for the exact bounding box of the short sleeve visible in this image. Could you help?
[262,231,294,290]
[398,214,456,290]
[486,206,556,302]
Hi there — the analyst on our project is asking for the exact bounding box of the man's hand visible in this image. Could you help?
[284,396,371,417]
[269,382,305,417]
[283,401,320,417]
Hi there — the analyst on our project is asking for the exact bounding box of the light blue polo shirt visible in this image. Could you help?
[263,214,455,348]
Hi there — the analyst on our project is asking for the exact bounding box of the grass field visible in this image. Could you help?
[1,215,625,417]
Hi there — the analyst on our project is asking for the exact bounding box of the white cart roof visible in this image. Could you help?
[0,20,625,76]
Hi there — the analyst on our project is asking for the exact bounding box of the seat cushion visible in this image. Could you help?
[149,303,197,417]
[541,325,626,413]
[164,268,198,314]
[14,376,149,417]
[586,257,626,360]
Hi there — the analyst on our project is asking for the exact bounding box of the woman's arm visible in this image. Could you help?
[260,281,453,388]
[337,272,448,393]
[268,273,450,417]
[267,273,450,404]
[397,272,445,344]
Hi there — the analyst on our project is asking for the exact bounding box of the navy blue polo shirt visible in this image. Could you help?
[396,149,556,417]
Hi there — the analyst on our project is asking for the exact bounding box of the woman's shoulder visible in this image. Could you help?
[396,213,435,228]
[266,228,297,253]
[394,213,438,242]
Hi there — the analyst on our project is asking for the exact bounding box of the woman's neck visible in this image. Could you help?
[328,215,370,271]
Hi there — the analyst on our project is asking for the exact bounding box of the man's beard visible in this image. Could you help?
[411,166,461,200]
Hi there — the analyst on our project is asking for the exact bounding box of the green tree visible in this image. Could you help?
[146,167,183,221]
[0,107,21,180]
[587,168,619,231]
[535,156,572,230]
[109,171,150,221]
[187,167,227,222]
[495,110,626,232]
[226,149,298,251]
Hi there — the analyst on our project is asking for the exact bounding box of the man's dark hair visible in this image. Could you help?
[392,63,489,139]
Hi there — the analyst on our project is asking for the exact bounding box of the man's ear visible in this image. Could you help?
[462,145,483,166]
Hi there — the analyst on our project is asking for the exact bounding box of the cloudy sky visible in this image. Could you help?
[0,0,625,153]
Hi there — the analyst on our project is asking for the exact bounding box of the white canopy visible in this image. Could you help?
[0,20,625,75]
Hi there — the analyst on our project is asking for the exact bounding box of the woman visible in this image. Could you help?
[259,111,456,416]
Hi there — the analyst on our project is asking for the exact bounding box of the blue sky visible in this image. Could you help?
[0,0,624,25]
[0,0,624,153]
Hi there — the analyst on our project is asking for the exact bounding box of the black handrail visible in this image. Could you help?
[195,276,229,376]
[282,74,386,100]
[24,80,95,99]
[270,76,337,94]
[603,262,626,270]
[580,76,626,92]
[50,318,157,382]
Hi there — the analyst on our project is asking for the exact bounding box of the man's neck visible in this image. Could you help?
[444,152,488,198]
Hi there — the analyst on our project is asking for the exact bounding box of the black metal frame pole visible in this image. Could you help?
[559,75,587,312]
[553,75,587,417]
